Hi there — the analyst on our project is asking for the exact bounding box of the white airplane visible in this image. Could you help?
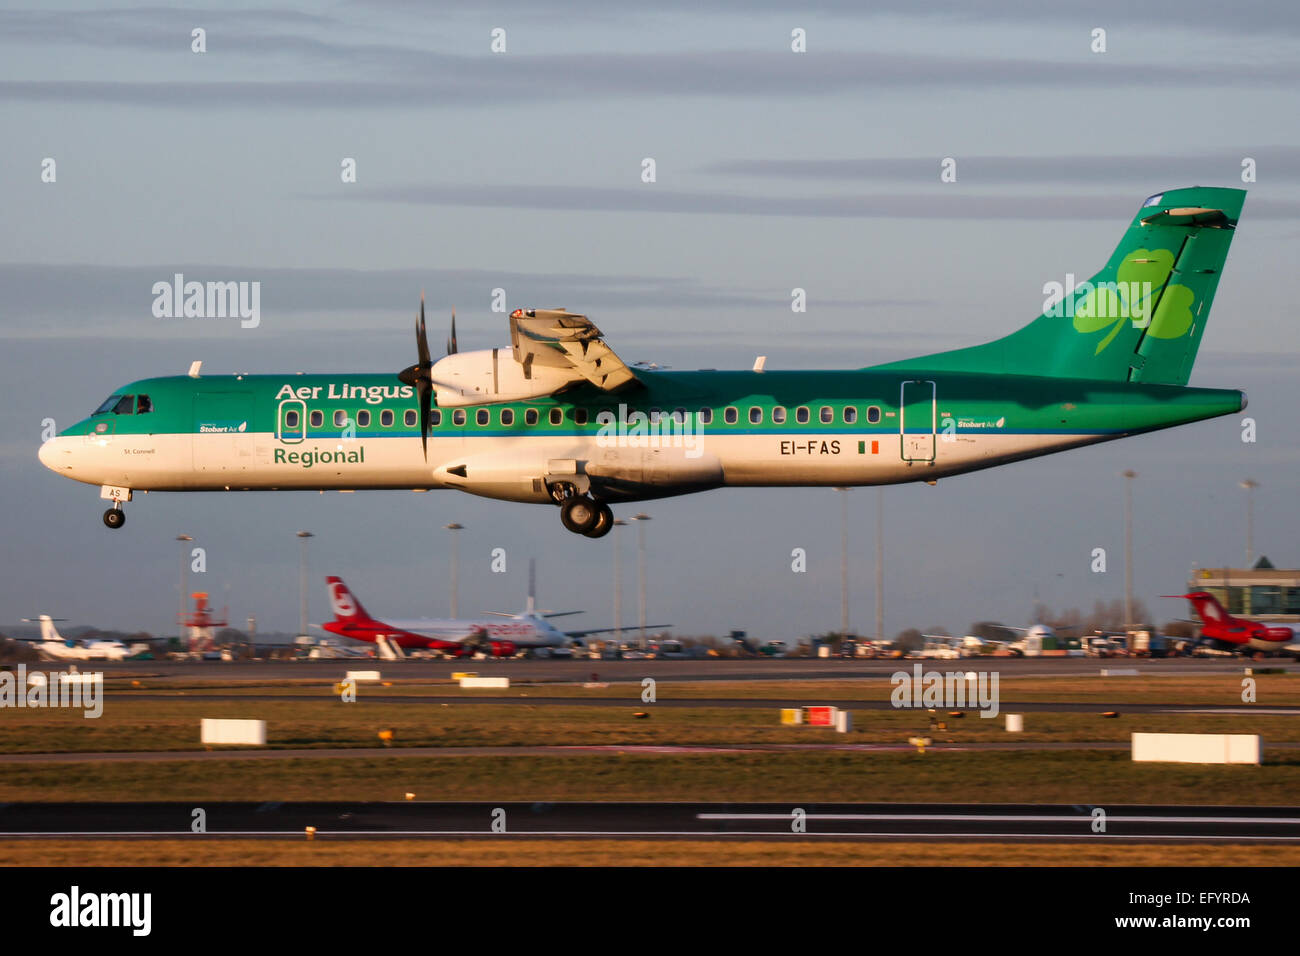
[17,616,148,661]
[916,635,992,659]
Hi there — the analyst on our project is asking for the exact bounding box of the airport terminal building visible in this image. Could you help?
[1188,557,1300,624]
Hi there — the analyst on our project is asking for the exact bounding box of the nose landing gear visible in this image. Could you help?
[99,485,131,530]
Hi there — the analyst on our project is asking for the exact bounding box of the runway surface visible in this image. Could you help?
[106,691,1300,716]
[77,657,1281,682]
[1,801,1296,842]
[2,740,1296,764]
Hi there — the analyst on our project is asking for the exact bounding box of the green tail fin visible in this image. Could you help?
[870,186,1245,385]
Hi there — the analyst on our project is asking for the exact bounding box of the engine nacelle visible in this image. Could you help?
[430,348,581,407]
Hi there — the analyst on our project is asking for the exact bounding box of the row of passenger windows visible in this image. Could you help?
[283,404,884,430]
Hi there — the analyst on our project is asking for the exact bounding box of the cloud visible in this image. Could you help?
[704,149,1300,184]
[330,182,1300,220]
[1,51,1297,110]
[0,263,919,341]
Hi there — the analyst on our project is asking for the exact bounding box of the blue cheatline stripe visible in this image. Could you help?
[258,428,1125,440]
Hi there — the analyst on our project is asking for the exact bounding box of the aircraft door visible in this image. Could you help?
[899,380,936,462]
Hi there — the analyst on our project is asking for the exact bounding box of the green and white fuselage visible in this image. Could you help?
[40,369,1244,495]
[37,186,1250,535]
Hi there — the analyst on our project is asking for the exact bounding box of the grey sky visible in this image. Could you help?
[2,2,1297,641]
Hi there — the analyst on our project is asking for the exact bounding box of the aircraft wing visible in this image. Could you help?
[383,620,488,642]
[564,624,671,638]
[509,309,639,392]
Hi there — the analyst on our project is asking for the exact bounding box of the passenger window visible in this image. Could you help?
[698,408,713,425]
[476,409,489,426]
[549,408,563,425]
[430,410,441,426]
[404,410,417,427]
[285,410,300,429]
[867,405,881,424]
[357,410,370,428]
[501,409,514,426]
[574,408,588,425]
[748,407,762,424]
[649,408,662,424]
[380,410,394,427]
[724,407,738,425]
[820,406,833,424]
[310,410,323,428]
[334,410,348,428]
[843,406,857,424]
[526,409,539,426]
[113,395,135,415]
[136,395,152,414]
[796,406,810,424]
[671,409,687,425]
[772,406,786,424]
[453,409,466,426]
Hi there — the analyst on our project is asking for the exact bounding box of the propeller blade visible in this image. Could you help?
[396,292,437,460]
[417,291,431,369]
[418,378,432,460]
[447,307,458,355]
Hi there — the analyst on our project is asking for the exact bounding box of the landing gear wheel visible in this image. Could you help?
[103,508,125,530]
[560,495,599,534]
[583,503,614,538]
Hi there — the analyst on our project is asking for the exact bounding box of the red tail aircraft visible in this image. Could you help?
[321,577,516,658]
[1168,591,1300,656]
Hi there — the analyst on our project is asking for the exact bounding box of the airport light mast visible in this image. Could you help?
[835,487,850,639]
[612,518,627,645]
[176,534,192,644]
[1240,479,1258,566]
[634,513,651,648]
[444,523,463,617]
[1122,470,1136,631]
[296,531,313,640]
[875,489,884,643]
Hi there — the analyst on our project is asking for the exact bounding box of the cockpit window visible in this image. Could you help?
[94,394,136,415]
[137,395,152,414]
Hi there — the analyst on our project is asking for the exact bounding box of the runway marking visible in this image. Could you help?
[697,813,1300,824]
[2,830,1298,841]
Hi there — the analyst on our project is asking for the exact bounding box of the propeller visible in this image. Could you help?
[397,294,461,460]
[396,293,434,459]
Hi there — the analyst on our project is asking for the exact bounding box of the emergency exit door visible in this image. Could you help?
[899,380,936,462]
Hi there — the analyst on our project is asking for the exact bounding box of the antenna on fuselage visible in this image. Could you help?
[188,361,202,378]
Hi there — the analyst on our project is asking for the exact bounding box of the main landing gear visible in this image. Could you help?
[558,494,613,538]
[103,504,126,529]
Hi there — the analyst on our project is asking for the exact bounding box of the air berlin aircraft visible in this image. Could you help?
[1170,591,1300,656]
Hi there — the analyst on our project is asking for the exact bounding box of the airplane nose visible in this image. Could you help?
[38,436,70,473]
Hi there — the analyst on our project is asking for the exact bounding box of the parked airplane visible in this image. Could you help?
[17,616,148,661]
[1167,591,1300,656]
[320,570,650,658]
[39,187,1247,537]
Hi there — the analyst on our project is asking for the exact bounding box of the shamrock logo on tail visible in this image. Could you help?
[1072,248,1195,354]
